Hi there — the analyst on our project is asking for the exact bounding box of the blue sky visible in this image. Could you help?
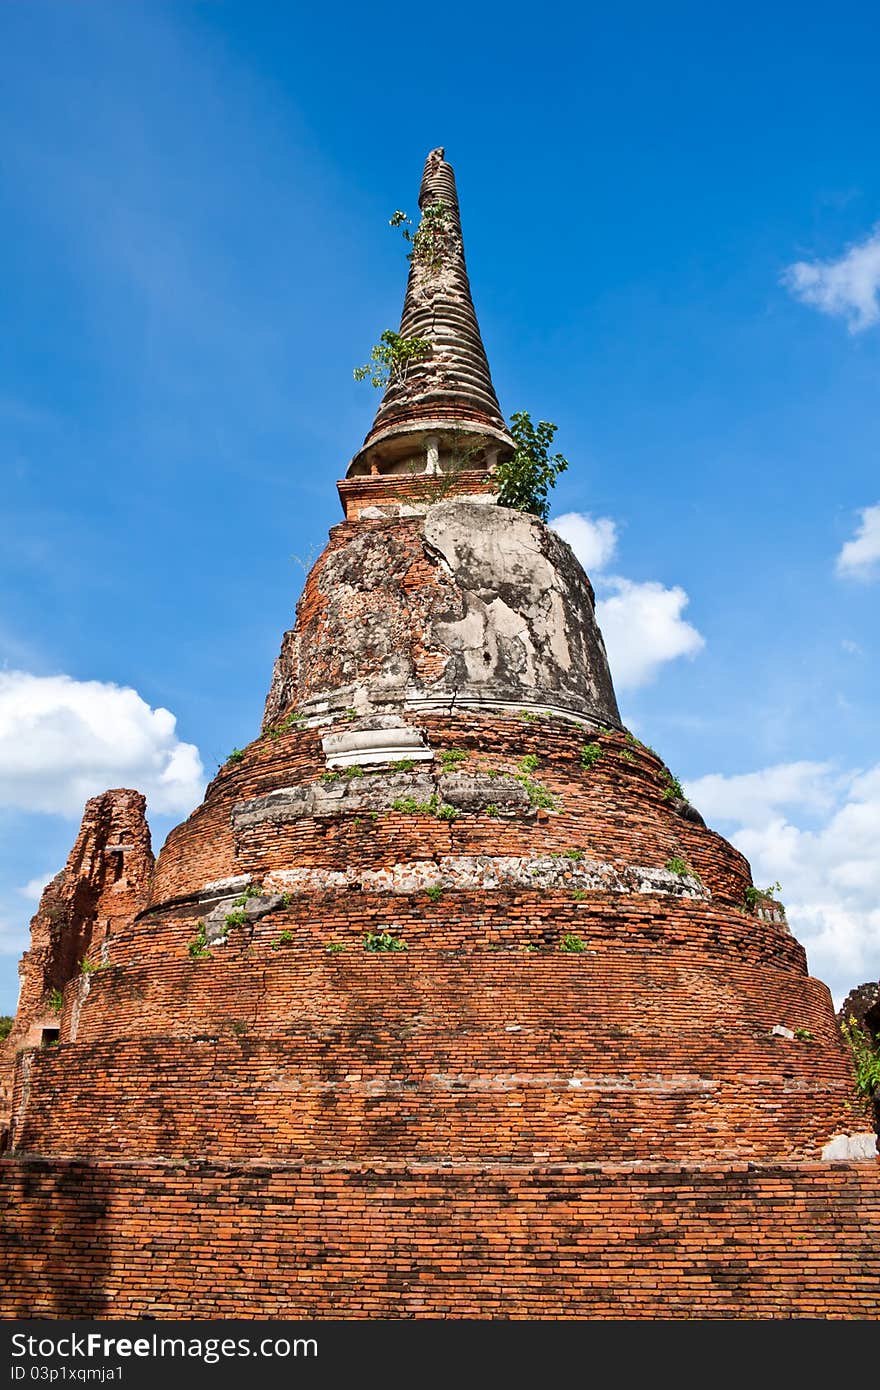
[1,0,878,1009]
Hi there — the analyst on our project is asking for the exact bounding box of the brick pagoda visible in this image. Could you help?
[1,150,878,1320]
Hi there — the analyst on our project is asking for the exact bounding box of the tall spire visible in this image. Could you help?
[348,148,513,478]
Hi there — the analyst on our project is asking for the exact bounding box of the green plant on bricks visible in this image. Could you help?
[560,933,588,953]
[665,857,689,877]
[492,412,569,521]
[439,748,468,771]
[580,742,602,769]
[840,1016,880,1099]
[661,772,684,802]
[364,931,407,953]
[188,921,210,960]
[354,330,432,389]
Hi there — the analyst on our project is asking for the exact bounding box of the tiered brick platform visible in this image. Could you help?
[2,714,877,1317]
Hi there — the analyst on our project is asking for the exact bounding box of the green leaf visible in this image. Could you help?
[493,411,570,520]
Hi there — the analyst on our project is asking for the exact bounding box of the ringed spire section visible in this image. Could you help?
[347,148,513,482]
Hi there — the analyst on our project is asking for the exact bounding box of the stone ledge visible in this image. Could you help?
[822,1132,878,1162]
[243,853,711,900]
[232,771,534,829]
[322,719,432,769]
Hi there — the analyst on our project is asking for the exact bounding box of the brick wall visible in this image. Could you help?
[337,470,496,521]
[10,1032,857,1165]
[1,1159,878,1319]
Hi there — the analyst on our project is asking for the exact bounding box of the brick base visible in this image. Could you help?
[1,1158,878,1319]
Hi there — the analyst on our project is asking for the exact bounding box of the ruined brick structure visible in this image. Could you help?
[839,981,880,1040]
[1,149,878,1320]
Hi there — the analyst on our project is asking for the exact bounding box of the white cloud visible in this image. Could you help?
[836,502,880,580]
[685,761,839,827]
[550,512,618,572]
[17,874,55,902]
[550,512,705,690]
[0,912,29,960]
[595,578,705,690]
[782,226,880,333]
[685,761,880,1005]
[0,671,205,817]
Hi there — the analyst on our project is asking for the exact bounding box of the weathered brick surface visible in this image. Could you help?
[1,1160,878,1319]
[5,883,864,1167]
[263,500,622,730]
[56,949,831,1047]
[103,893,808,974]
